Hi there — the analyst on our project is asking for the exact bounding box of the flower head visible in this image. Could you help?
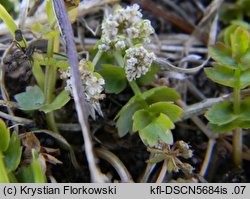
[124,46,156,81]
[98,4,155,52]
[60,59,105,119]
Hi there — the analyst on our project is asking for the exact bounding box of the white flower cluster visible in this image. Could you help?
[125,46,156,81]
[60,59,105,118]
[98,4,155,52]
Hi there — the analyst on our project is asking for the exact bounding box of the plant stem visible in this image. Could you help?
[233,87,241,114]
[0,151,9,182]
[114,51,124,67]
[92,50,103,67]
[233,68,242,167]
[129,80,142,95]
[95,148,134,182]
[233,127,242,167]
[44,38,58,133]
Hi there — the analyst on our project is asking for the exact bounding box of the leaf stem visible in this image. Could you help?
[92,50,103,67]
[129,80,142,95]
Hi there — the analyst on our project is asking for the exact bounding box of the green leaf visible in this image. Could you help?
[44,29,60,39]
[133,109,155,132]
[240,48,250,69]
[0,119,10,152]
[17,165,34,182]
[207,98,250,133]
[205,64,250,89]
[0,4,25,47]
[116,96,144,137]
[239,70,250,89]
[223,24,241,45]
[31,23,46,34]
[142,86,180,105]
[46,0,56,28]
[99,64,127,94]
[204,65,236,88]
[137,64,159,85]
[0,152,9,182]
[40,90,70,113]
[32,60,45,90]
[238,97,250,120]
[4,132,22,172]
[231,27,249,60]
[209,43,236,68]
[148,102,183,122]
[205,102,237,125]
[208,121,244,133]
[15,86,45,110]
[31,150,46,183]
[139,113,174,146]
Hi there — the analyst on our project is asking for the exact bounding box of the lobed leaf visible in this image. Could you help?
[115,96,144,137]
[139,113,174,146]
[15,86,45,111]
[132,110,155,132]
[40,90,71,113]
[142,86,180,105]
[148,102,183,122]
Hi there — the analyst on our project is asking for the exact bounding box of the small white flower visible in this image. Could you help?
[115,40,126,50]
[59,59,105,119]
[98,4,155,52]
[125,46,156,81]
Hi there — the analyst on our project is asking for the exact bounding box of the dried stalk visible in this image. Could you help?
[52,0,104,182]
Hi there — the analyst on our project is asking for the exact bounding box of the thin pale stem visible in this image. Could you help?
[95,148,134,182]
[199,139,216,176]
[156,160,168,183]
[92,50,103,67]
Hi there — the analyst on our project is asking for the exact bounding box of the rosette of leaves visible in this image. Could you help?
[205,26,250,132]
[115,86,182,147]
